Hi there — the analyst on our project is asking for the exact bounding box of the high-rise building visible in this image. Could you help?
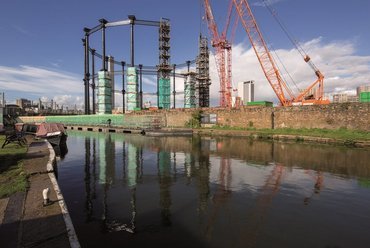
[238,80,255,105]
[357,84,370,96]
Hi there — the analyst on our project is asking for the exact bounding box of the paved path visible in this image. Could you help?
[0,140,77,248]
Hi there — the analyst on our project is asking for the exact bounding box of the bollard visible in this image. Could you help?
[42,188,52,206]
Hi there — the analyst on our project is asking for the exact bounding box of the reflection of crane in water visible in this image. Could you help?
[205,157,232,240]
[304,170,323,205]
[200,152,284,246]
[237,163,284,247]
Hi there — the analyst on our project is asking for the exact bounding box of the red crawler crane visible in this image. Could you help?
[231,0,329,106]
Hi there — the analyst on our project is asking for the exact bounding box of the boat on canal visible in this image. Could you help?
[19,122,68,146]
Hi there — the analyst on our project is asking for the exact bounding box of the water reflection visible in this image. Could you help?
[54,142,68,160]
[58,132,370,248]
[303,170,323,205]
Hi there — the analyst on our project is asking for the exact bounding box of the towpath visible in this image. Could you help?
[0,140,78,247]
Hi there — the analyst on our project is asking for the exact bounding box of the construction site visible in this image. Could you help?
[81,0,333,114]
[2,2,370,248]
[3,1,368,131]
[41,0,366,132]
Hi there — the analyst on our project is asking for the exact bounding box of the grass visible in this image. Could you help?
[200,126,370,141]
[0,135,28,198]
[257,128,370,141]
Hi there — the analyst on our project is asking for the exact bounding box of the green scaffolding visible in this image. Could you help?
[158,78,171,109]
[184,75,196,108]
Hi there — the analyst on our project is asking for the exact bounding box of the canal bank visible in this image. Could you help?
[193,128,370,148]
[0,139,79,247]
[62,124,370,148]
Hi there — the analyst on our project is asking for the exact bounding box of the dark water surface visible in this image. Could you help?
[57,131,370,248]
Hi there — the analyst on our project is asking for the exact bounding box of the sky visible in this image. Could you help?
[1,0,370,108]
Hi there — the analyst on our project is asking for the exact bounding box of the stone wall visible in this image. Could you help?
[19,103,370,131]
[202,107,273,129]
[273,103,370,131]
[128,102,369,131]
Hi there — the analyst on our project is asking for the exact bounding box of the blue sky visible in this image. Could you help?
[1,0,370,107]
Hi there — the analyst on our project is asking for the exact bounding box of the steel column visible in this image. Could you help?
[139,64,143,109]
[128,15,136,67]
[121,61,126,113]
[91,49,96,114]
[82,38,87,114]
[99,19,108,71]
[173,64,176,108]
[157,69,159,107]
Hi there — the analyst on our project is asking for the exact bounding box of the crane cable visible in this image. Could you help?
[252,1,299,94]
[261,0,315,93]
[270,43,301,93]
[261,0,319,73]
[262,0,306,57]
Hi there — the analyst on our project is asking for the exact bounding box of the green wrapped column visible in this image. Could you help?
[127,67,139,111]
[97,71,112,114]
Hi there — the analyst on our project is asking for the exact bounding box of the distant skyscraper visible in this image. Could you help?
[238,81,255,105]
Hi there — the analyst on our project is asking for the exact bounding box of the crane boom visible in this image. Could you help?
[232,0,294,106]
[232,0,328,106]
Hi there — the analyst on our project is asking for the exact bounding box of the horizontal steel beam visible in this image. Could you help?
[85,24,103,36]
[106,20,131,27]
[105,19,161,28]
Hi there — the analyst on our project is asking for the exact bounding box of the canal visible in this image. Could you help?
[57,131,370,248]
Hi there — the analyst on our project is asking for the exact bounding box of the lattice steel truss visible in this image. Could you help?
[196,35,211,107]
[158,18,171,109]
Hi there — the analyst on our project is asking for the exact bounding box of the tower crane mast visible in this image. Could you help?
[202,0,233,107]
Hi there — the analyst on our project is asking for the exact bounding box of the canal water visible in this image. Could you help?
[57,131,370,248]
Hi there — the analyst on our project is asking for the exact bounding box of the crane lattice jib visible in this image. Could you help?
[214,45,227,106]
[203,0,233,107]
[232,0,295,106]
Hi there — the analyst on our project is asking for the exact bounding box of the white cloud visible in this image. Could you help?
[142,76,157,87]
[207,38,370,105]
[0,65,83,108]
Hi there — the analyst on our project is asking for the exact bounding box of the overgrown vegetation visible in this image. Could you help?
[185,110,203,128]
[0,136,28,198]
